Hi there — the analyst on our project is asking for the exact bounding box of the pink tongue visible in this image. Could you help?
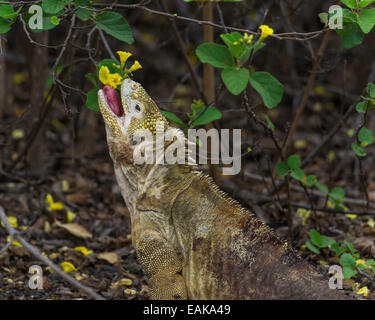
[103,85,123,117]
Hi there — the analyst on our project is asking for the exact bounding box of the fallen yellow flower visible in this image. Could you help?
[74,246,93,256]
[6,236,22,247]
[61,262,77,272]
[66,210,76,222]
[1,216,18,228]
[45,193,64,211]
[357,286,369,297]
[356,259,366,266]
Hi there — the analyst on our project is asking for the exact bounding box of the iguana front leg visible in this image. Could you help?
[135,228,187,300]
[113,165,187,300]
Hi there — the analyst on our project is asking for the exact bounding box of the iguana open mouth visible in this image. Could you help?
[103,85,124,117]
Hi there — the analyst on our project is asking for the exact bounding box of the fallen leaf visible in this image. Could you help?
[97,252,120,264]
[55,220,92,239]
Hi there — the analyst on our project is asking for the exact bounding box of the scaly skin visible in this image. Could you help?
[98,79,348,300]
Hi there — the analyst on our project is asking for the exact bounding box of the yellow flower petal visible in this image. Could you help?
[117,51,132,65]
[1,216,18,228]
[6,236,22,247]
[48,202,64,211]
[67,210,76,222]
[109,73,123,89]
[99,66,111,86]
[61,262,77,272]
[367,218,375,228]
[45,193,54,205]
[259,25,274,40]
[74,246,93,256]
[356,259,366,266]
[346,214,357,220]
[357,286,369,297]
[12,129,24,140]
[128,60,142,73]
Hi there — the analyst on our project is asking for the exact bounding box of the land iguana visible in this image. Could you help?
[98,79,348,300]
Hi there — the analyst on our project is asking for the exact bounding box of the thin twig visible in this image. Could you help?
[0,206,105,300]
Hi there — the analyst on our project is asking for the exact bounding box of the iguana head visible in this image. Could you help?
[98,78,168,140]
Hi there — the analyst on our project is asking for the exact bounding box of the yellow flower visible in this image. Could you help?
[243,32,253,44]
[7,236,22,247]
[367,218,375,228]
[1,216,18,228]
[117,51,132,65]
[128,60,142,73]
[99,66,123,89]
[346,214,357,220]
[110,73,123,88]
[45,193,64,211]
[61,262,77,272]
[74,246,93,256]
[356,259,366,266]
[45,193,54,205]
[259,25,274,40]
[357,286,369,297]
[67,210,76,222]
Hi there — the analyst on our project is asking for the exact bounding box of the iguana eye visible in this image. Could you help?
[135,104,142,113]
[131,83,137,90]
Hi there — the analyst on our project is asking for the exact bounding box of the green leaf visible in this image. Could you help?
[287,154,301,169]
[351,142,367,157]
[358,127,374,146]
[94,11,134,44]
[330,187,345,202]
[343,266,358,279]
[356,101,368,113]
[315,181,329,194]
[0,4,14,18]
[366,82,375,98]
[42,0,66,14]
[336,23,364,48]
[341,0,359,8]
[264,114,275,131]
[275,162,289,177]
[321,237,337,248]
[344,241,355,255]
[220,32,246,58]
[366,259,375,266]
[191,107,222,127]
[75,0,91,21]
[86,88,100,112]
[291,168,305,181]
[161,111,186,127]
[196,43,233,69]
[85,73,98,86]
[360,0,375,7]
[340,253,356,268]
[310,229,323,247]
[50,15,59,25]
[221,67,249,95]
[357,8,375,33]
[306,241,321,254]
[318,13,328,24]
[0,17,11,34]
[306,175,317,187]
[249,72,284,109]
[342,9,358,23]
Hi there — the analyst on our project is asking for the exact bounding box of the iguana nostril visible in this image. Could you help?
[103,85,124,117]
